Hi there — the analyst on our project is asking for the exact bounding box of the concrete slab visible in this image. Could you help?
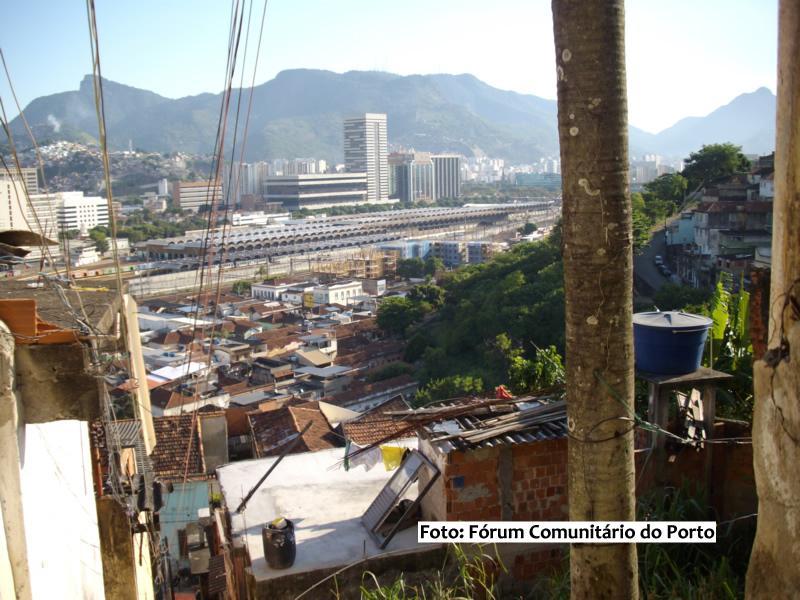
[217,441,427,582]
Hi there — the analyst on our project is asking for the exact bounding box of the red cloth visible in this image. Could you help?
[495,385,514,400]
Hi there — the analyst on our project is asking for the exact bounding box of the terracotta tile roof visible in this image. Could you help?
[220,380,251,395]
[336,340,404,367]
[248,402,342,457]
[250,325,300,341]
[342,396,413,445]
[263,336,303,356]
[150,387,191,411]
[335,318,378,339]
[151,414,205,481]
[229,318,263,330]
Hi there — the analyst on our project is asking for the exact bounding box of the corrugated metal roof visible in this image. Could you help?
[421,398,567,452]
[105,420,141,447]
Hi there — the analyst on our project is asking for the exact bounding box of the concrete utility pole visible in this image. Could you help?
[746,1,800,596]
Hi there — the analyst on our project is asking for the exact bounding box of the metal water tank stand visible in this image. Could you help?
[636,367,733,496]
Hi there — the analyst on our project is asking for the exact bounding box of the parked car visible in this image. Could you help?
[654,255,663,265]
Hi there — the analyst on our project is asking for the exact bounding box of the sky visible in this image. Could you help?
[0,0,778,134]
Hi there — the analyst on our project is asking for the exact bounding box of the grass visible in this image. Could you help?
[348,486,754,599]
[537,486,754,600]
[350,545,504,600]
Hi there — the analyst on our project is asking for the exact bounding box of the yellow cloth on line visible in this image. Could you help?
[380,446,405,471]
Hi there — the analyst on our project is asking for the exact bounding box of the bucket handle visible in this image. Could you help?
[671,327,710,334]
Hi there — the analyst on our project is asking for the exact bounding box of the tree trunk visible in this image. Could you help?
[746,1,800,596]
[551,1,638,598]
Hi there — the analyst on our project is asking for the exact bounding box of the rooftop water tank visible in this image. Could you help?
[633,311,712,375]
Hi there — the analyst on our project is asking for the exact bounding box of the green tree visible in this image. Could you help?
[506,345,565,394]
[653,284,713,312]
[366,362,414,383]
[403,333,432,363]
[681,143,751,191]
[414,375,484,406]
[631,192,653,253]
[643,173,687,204]
[396,258,425,279]
[231,280,252,295]
[424,256,445,277]
[407,283,445,309]
[376,296,422,336]
[521,222,538,235]
[89,229,109,253]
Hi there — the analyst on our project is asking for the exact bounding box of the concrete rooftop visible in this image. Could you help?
[0,279,120,333]
[217,441,426,583]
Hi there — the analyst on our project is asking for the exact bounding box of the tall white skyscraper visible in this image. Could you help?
[432,154,462,199]
[343,113,389,203]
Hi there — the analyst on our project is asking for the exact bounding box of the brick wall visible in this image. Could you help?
[510,439,568,521]
[444,446,503,520]
[419,425,754,584]
[438,438,568,522]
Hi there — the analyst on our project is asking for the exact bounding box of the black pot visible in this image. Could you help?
[262,520,296,569]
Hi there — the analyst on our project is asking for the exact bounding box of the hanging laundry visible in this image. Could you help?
[380,446,406,471]
[344,441,381,472]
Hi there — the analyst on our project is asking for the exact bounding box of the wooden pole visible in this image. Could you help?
[746,1,800,596]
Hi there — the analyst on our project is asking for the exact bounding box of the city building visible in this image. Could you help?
[225,161,270,205]
[344,113,389,203]
[69,242,102,267]
[389,152,435,204]
[57,191,109,234]
[173,180,223,212]
[515,172,563,191]
[285,158,326,176]
[0,177,30,231]
[157,178,170,197]
[361,278,387,296]
[432,154,461,199]
[0,166,38,195]
[466,241,504,264]
[431,240,465,267]
[251,281,293,301]
[142,192,168,212]
[265,173,368,210]
[312,280,363,305]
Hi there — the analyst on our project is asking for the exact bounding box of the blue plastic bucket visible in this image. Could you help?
[633,311,712,375]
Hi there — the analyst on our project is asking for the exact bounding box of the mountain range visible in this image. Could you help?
[8,69,776,163]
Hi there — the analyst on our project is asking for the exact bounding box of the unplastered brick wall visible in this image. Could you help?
[438,438,568,522]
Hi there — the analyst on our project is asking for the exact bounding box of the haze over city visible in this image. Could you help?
[2,0,778,133]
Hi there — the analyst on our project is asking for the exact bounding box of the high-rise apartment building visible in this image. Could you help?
[432,154,462,199]
[27,193,61,238]
[57,192,109,234]
[0,178,30,231]
[389,152,435,204]
[0,167,39,195]
[344,113,389,203]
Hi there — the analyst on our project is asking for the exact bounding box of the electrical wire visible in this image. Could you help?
[0,48,66,277]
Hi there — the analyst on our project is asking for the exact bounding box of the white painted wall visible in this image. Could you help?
[20,420,105,600]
